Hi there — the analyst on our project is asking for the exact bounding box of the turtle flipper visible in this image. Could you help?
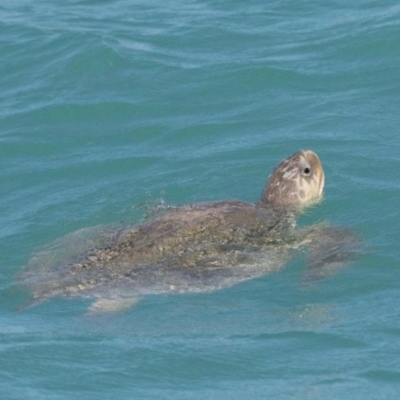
[302,225,362,283]
[87,297,141,316]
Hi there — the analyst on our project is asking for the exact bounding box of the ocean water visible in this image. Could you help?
[1,0,400,398]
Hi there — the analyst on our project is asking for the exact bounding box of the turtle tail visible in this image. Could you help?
[15,296,47,312]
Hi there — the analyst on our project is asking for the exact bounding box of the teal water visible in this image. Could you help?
[1,0,400,398]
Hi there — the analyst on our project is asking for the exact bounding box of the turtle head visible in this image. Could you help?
[260,150,325,212]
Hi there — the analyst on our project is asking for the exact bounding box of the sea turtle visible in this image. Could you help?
[19,149,357,314]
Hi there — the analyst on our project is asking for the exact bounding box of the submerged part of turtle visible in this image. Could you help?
[19,150,357,313]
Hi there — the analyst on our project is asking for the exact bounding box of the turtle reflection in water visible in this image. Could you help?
[20,150,358,314]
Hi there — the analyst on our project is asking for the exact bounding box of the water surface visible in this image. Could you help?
[1,1,400,398]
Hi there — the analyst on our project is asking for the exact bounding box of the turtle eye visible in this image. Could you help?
[302,167,311,176]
